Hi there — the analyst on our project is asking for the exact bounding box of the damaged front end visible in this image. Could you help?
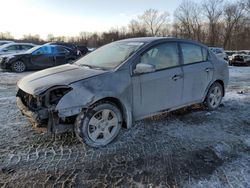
[16,86,75,133]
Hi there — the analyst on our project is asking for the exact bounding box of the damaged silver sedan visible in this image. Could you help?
[16,37,229,147]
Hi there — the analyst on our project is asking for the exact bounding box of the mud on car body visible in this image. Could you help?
[16,37,229,147]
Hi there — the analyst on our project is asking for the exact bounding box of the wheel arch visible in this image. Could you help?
[92,97,132,129]
[203,79,225,101]
[214,80,225,96]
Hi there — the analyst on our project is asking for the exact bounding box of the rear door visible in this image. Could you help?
[180,43,214,104]
[54,46,71,65]
[30,46,55,69]
[132,42,184,119]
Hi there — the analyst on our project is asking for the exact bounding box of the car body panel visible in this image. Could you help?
[182,61,214,104]
[132,66,183,119]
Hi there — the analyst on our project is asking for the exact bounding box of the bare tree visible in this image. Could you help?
[22,34,41,44]
[0,32,13,40]
[202,0,224,46]
[138,9,170,36]
[222,1,245,49]
[128,19,147,36]
[173,0,203,41]
[47,34,55,42]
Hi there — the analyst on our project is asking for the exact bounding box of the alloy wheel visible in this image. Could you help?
[87,109,119,144]
[208,86,222,108]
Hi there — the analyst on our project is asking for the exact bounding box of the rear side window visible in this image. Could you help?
[180,43,203,64]
[54,46,69,54]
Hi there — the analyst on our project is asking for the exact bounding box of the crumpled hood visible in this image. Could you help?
[17,64,107,95]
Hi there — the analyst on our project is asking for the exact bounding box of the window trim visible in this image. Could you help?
[131,41,182,76]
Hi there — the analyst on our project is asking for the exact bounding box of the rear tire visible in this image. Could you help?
[11,61,26,72]
[204,82,223,111]
[75,101,122,147]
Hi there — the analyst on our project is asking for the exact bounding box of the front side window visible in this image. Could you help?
[75,41,144,69]
[181,43,203,64]
[136,42,179,70]
[33,46,53,55]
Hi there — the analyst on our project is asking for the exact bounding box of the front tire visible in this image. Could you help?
[204,82,223,111]
[75,102,122,147]
[11,61,26,72]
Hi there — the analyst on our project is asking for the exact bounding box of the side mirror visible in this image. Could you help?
[134,63,155,74]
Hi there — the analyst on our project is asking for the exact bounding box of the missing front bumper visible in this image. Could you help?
[16,97,74,133]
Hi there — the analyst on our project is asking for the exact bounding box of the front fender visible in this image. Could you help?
[55,85,95,117]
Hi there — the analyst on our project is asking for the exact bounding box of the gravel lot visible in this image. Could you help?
[0,67,249,188]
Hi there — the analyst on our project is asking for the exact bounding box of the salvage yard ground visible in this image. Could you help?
[0,66,249,187]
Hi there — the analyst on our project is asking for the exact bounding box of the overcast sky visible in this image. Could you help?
[0,0,203,39]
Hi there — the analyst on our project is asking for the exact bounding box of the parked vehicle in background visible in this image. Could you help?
[0,40,14,46]
[0,43,36,56]
[209,47,228,61]
[0,45,77,72]
[230,53,250,66]
[46,42,81,58]
[225,50,237,65]
[16,37,229,147]
[236,50,250,55]
[88,47,96,52]
[77,45,89,55]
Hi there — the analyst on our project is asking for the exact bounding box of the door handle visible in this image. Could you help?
[172,75,183,81]
[205,68,214,72]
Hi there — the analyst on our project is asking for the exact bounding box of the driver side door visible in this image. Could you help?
[132,42,184,119]
[31,46,55,69]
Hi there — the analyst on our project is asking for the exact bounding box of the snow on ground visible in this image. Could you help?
[0,66,249,187]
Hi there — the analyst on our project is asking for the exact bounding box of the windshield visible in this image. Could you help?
[75,41,144,69]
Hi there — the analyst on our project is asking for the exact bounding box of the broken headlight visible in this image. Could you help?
[45,86,72,107]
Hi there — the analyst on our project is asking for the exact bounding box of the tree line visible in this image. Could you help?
[1,0,250,50]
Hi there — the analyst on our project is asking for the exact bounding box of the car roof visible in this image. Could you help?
[0,43,36,48]
[116,37,208,47]
[0,40,14,43]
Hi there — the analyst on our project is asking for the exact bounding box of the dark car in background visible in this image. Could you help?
[77,45,89,56]
[46,42,81,58]
[0,45,77,72]
[230,53,250,66]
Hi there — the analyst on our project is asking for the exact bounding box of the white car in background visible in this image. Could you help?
[0,40,14,46]
[209,47,228,61]
[0,43,36,56]
[230,53,250,66]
